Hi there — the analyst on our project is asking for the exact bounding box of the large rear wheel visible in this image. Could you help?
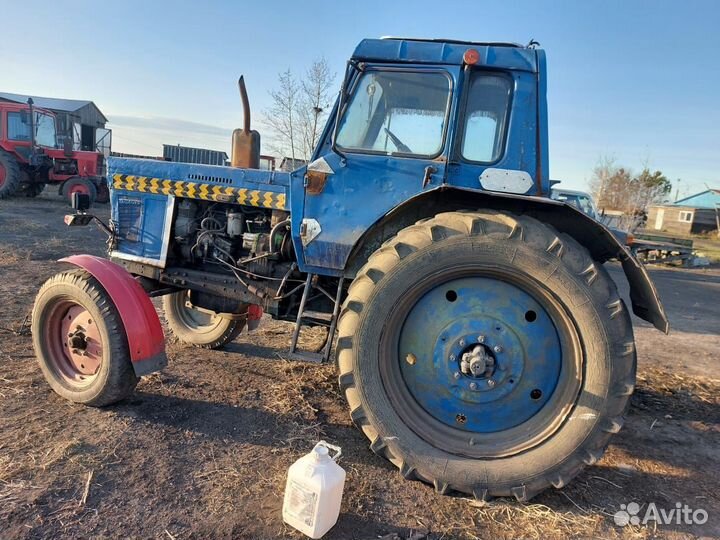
[0,149,21,199]
[337,210,636,500]
[162,291,245,349]
[32,269,138,406]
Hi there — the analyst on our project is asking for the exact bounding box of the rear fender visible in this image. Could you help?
[346,186,669,333]
[60,255,167,375]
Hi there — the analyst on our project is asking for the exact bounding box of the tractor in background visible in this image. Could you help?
[0,99,107,204]
[32,38,667,501]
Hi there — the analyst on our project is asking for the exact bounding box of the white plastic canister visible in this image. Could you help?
[282,441,346,539]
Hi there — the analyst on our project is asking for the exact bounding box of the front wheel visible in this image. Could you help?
[32,269,138,406]
[337,210,636,500]
[162,291,245,349]
[62,177,97,206]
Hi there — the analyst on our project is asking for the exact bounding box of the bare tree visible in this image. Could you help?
[263,69,301,161]
[263,59,335,163]
[298,58,335,160]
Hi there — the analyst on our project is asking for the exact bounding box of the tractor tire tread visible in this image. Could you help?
[0,149,22,199]
[162,292,245,349]
[336,209,636,500]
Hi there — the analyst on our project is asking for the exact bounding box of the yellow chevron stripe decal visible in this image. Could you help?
[111,175,285,210]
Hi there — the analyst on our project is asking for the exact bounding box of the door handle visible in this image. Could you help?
[422,165,437,188]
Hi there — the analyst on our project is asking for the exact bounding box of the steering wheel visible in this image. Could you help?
[384,128,412,153]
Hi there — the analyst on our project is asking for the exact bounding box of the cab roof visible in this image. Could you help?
[352,37,539,72]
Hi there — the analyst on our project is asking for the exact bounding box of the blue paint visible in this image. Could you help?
[108,39,549,279]
[352,38,537,72]
[398,277,562,433]
[108,157,290,192]
[111,190,170,263]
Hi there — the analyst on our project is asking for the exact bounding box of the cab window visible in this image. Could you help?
[336,70,451,158]
[460,74,512,163]
[7,111,56,147]
[8,112,31,141]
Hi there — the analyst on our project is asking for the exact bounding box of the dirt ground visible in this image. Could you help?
[1,193,718,540]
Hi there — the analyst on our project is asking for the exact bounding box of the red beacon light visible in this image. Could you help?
[463,48,480,65]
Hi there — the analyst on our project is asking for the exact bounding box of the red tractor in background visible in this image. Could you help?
[0,99,108,204]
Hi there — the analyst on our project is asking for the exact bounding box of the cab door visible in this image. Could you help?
[296,66,460,274]
[445,69,538,195]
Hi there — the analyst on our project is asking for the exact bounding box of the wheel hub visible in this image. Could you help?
[67,328,88,352]
[51,304,103,379]
[398,277,563,434]
[459,343,495,378]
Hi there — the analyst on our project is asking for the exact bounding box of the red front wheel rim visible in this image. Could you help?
[68,183,90,197]
[44,300,103,386]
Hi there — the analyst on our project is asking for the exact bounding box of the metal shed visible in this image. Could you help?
[0,92,109,153]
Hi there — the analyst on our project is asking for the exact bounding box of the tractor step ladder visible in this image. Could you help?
[288,274,344,363]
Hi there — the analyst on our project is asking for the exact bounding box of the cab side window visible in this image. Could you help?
[461,74,512,163]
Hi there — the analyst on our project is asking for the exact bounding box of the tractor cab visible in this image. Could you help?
[295,38,547,272]
[0,102,59,161]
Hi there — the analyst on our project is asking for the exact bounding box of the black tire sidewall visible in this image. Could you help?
[352,233,615,492]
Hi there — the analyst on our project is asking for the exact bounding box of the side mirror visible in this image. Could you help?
[71,192,91,212]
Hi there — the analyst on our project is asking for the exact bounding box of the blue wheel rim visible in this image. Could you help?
[398,276,563,434]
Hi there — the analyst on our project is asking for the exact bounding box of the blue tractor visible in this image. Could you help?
[32,38,667,500]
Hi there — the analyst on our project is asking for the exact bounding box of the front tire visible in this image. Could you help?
[62,177,97,206]
[162,291,245,349]
[32,269,138,406]
[337,210,635,500]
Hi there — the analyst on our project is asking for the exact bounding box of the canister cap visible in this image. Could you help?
[312,445,330,462]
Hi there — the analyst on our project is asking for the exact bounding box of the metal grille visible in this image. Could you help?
[116,196,143,242]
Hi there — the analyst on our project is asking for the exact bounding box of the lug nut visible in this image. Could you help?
[470,382,478,390]
[453,372,461,380]
[493,345,503,353]
[487,379,496,388]
[449,354,456,361]
[478,335,485,343]
[459,339,465,347]
[405,353,417,366]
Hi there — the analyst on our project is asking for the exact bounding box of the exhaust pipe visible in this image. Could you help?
[231,76,261,169]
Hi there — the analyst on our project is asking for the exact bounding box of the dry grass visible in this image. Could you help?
[263,358,334,449]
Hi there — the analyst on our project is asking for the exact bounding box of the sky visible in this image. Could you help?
[1,0,718,196]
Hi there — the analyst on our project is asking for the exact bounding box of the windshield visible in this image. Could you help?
[335,70,451,157]
[7,111,57,147]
